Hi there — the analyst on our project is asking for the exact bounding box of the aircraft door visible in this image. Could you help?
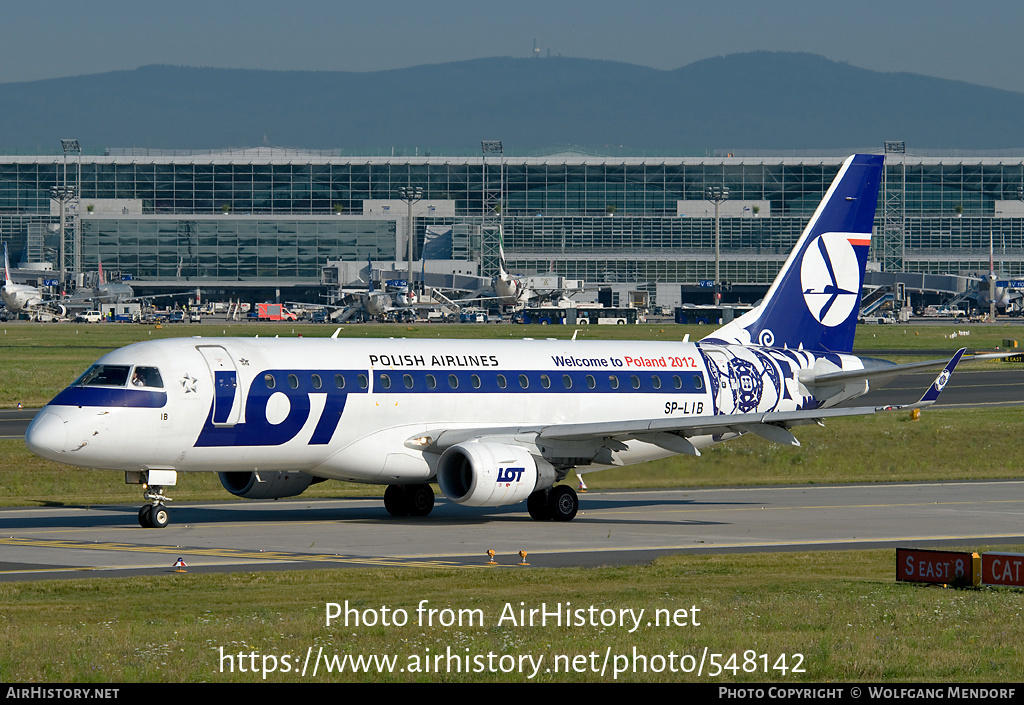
[197,345,242,426]
[702,348,736,415]
[702,346,781,416]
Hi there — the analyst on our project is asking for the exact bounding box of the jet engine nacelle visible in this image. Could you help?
[436,442,556,507]
[218,470,315,499]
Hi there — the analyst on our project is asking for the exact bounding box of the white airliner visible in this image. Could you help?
[2,242,44,314]
[493,229,530,306]
[25,154,967,528]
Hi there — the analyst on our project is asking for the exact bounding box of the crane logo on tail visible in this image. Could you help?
[800,233,865,327]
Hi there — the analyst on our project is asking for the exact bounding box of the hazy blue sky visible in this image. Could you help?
[4,0,1023,92]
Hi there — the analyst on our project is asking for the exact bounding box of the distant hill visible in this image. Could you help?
[3,52,1024,152]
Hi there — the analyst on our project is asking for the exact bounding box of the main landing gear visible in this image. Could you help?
[527,485,578,522]
[138,484,172,528]
[381,483,579,521]
[384,483,435,517]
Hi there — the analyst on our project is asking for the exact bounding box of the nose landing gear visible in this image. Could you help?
[138,484,173,528]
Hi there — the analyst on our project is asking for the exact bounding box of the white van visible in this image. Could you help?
[76,310,103,323]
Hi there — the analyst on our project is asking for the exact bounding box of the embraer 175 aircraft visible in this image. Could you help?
[25,154,967,528]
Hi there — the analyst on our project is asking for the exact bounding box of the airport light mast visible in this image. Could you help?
[481,140,504,279]
[706,185,729,303]
[60,139,82,289]
[49,184,75,290]
[398,185,423,294]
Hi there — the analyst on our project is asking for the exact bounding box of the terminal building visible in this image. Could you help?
[3,146,1024,307]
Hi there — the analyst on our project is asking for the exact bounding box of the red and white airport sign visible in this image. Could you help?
[981,552,1024,587]
[896,548,980,586]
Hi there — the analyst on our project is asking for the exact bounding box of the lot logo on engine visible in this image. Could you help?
[497,467,525,484]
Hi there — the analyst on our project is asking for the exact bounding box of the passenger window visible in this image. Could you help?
[311,374,322,390]
[518,374,529,389]
[358,374,368,389]
[334,374,345,389]
[496,374,507,389]
[693,374,704,390]
[673,375,683,390]
[631,375,640,389]
[265,374,276,389]
[586,374,596,389]
[404,374,414,389]
[380,373,391,390]
[540,374,551,389]
[448,374,459,389]
[426,374,437,390]
[651,375,662,390]
[471,374,481,389]
[562,374,572,389]
[609,375,619,390]
[288,374,299,389]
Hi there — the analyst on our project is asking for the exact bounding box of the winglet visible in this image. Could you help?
[915,347,966,407]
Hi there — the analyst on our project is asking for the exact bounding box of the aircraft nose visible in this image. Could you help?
[25,410,68,459]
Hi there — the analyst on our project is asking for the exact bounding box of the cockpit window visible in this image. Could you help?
[74,365,132,387]
[131,366,164,388]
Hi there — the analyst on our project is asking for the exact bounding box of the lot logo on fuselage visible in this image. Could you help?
[194,369,350,447]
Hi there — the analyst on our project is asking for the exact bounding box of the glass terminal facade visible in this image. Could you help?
[3,151,1024,292]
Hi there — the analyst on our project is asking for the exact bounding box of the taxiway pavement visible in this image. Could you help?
[2,481,1022,581]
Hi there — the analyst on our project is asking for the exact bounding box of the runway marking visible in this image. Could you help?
[0,537,474,570]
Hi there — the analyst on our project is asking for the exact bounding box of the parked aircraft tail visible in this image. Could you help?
[3,242,11,286]
[704,153,884,353]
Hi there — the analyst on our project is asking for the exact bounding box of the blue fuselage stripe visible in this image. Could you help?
[260,368,707,395]
[49,386,168,408]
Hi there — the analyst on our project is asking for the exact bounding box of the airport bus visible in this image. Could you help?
[514,305,642,325]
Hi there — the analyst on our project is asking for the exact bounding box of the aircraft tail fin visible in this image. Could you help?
[497,227,509,276]
[702,154,884,353]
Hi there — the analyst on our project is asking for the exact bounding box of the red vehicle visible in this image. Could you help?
[256,303,297,321]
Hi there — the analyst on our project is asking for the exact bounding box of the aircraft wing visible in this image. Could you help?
[800,347,979,388]
[410,349,967,461]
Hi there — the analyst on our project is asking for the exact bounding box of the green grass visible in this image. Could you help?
[2,549,1023,682]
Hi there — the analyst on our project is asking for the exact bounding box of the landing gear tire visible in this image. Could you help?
[138,503,170,528]
[384,485,408,516]
[149,504,170,528]
[527,489,552,521]
[548,485,578,522]
[384,484,435,517]
[407,484,435,517]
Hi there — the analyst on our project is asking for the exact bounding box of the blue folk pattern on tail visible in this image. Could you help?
[703,154,884,354]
